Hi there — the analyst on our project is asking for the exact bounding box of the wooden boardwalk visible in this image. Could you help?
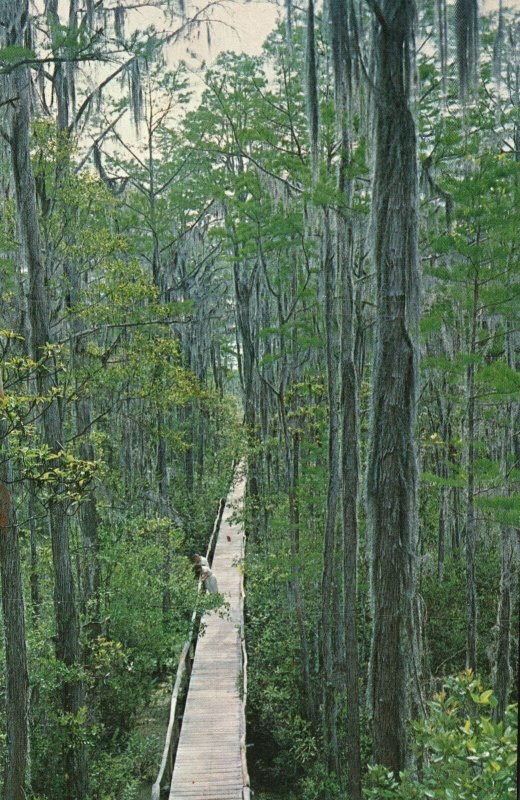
[168,475,248,800]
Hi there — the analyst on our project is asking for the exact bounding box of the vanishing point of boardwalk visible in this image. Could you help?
[168,474,249,800]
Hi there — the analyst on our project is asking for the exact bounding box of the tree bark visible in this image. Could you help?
[366,0,420,775]
[465,273,479,672]
[1,4,87,795]
[76,394,101,632]
[493,525,516,721]
[329,0,362,793]
[455,0,479,100]
[0,378,30,800]
[29,485,41,623]
[287,424,314,720]
[339,222,362,800]
[320,208,342,776]
[493,332,518,721]
[66,265,101,633]
[233,254,260,532]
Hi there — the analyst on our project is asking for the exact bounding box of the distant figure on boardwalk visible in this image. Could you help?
[193,553,209,568]
[200,565,218,593]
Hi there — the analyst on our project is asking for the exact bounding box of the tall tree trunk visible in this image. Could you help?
[67,271,101,634]
[465,273,479,672]
[272,257,314,720]
[494,525,516,720]
[339,222,362,800]
[0,378,30,800]
[285,419,313,720]
[455,0,479,100]
[493,331,518,721]
[28,485,41,623]
[320,208,341,776]
[76,393,101,632]
[366,0,420,775]
[437,488,447,580]
[51,0,101,635]
[1,4,87,796]
[157,412,173,622]
[19,261,42,625]
[233,256,260,532]
[329,0,362,794]
[436,0,448,98]
[305,0,319,180]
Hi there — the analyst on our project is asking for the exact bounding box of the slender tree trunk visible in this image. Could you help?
[183,403,195,495]
[305,0,319,179]
[437,0,448,97]
[66,266,101,633]
[157,413,169,515]
[437,488,447,580]
[436,388,451,580]
[320,208,341,776]
[76,394,101,631]
[157,412,173,621]
[233,256,260,532]
[494,525,516,721]
[339,223,362,800]
[455,0,479,100]
[278,379,314,721]
[493,331,518,720]
[28,485,41,623]
[19,261,42,625]
[366,0,420,774]
[452,486,461,551]
[122,391,133,488]
[0,378,30,800]
[329,0,362,793]
[465,273,479,672]
[288,425,314,720]
[51,0,101,637]
[1,5,87,795]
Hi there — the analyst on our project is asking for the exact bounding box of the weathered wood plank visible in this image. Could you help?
[168,475,247,800]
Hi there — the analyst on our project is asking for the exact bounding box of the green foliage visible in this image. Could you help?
[247,549,313,787]
[0,44,36,62]
[364,674,518,800]
[0,2,518,799]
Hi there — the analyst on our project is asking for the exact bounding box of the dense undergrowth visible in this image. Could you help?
[244,469,518,799]
[0,423,240,799]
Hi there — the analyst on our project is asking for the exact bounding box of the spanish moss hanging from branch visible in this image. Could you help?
[127,56,144,131]
[114,4,126,41]
[493,0,505,87]
[436,0,448,98]
[455,0,479,100]
[85,0,95,31]
[285,0,293,49]
[328,0,359,119]
[305,0,319,183]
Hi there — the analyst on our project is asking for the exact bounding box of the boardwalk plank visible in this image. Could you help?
[169,477,246,800]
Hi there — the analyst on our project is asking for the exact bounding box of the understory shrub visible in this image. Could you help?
[364,671,517,800]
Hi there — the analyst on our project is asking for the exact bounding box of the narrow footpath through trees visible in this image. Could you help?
[167,471,249,800]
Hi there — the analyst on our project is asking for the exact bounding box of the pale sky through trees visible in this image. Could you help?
[123,0,520,160]
[46,0,520,154]
[167,0,279,62]
[143,0,520,105]
[164,0,517,66]
[104,0,520,147]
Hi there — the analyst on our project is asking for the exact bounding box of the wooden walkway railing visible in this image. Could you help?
[152,470,249,800]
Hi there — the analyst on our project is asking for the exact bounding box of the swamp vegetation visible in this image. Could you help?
[0,1,518,799]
